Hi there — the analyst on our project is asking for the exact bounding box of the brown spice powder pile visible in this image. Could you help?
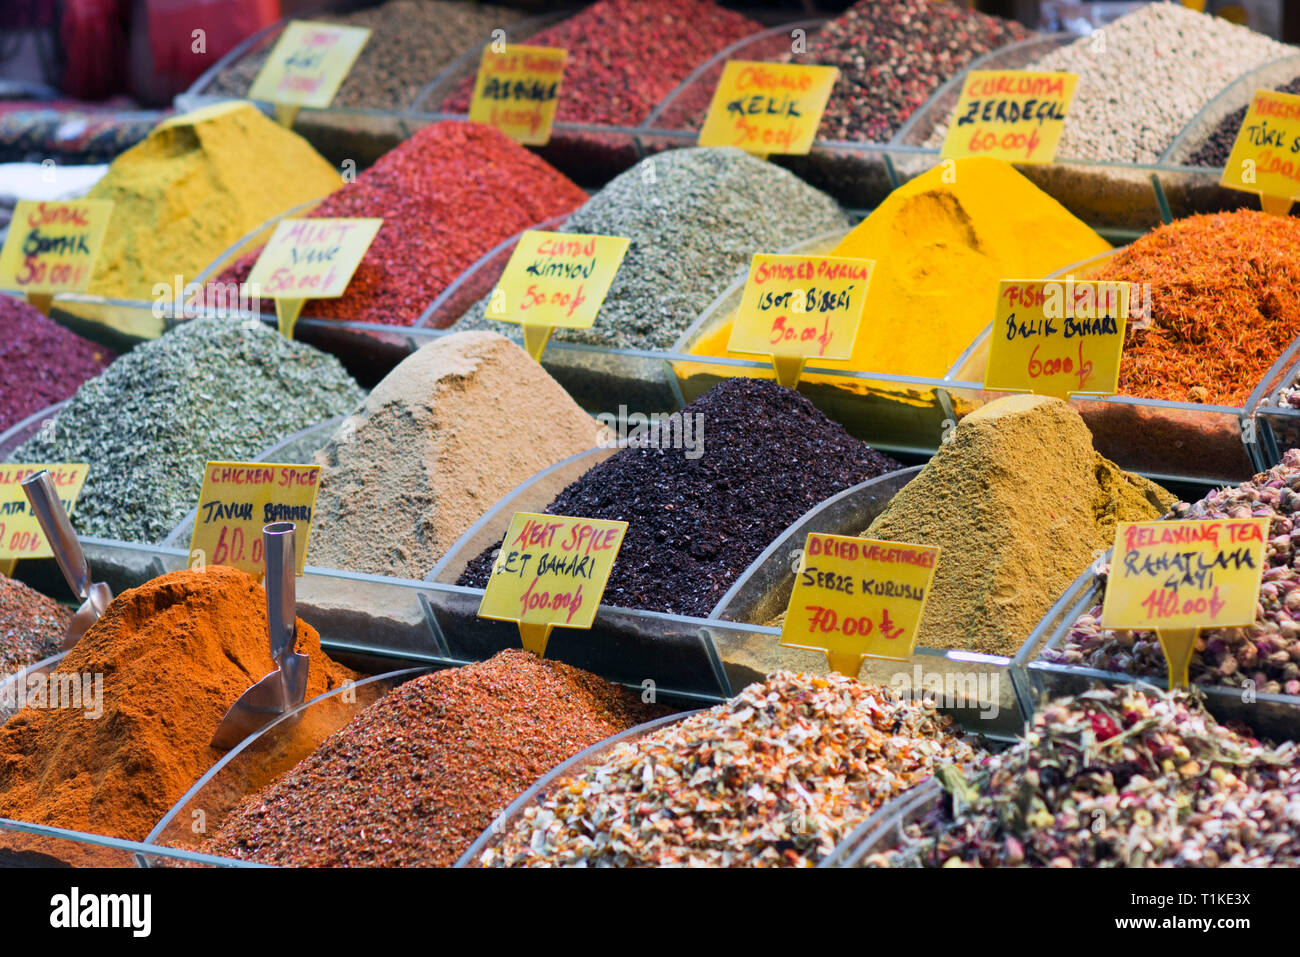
[865,395,1174,658]
[0,566,356,856]
[200,650,669,867]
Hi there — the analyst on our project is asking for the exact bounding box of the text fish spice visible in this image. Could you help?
[0,567,356,856]
[11,317,363,543]
[0,295,113,434]
[869,686,1300,868]
[0,575,69,680]
[480,671,976,868]
[1047,449,1300,694]
[209,122,585,327]
[198,650,668,867]
[1092,210,1300,407]
[458,378,901,618]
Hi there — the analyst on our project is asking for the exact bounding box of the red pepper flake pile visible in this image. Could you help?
[0,296,114,434]
[0,575,68,679]
[441,0,760,127]
[197,650,670,867]
[1093,210,1300,407]
[209,122,586,326]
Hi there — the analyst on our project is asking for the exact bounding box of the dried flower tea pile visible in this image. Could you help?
[479,671,977,868]
[868,686,1300,868]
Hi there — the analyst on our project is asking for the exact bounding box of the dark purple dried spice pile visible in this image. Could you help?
[458,378,901,617]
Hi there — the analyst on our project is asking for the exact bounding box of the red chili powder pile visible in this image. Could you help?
[442,0,760,126]
[0,566,356,859]
[1095,210,1300,407]
[0,296,114,433]
[209,121,586,326]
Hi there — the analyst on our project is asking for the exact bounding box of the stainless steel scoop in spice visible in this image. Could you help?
[211,522,311,750]
[21,469,112,651]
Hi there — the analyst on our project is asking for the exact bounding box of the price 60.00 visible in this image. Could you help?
[212,525,264,565]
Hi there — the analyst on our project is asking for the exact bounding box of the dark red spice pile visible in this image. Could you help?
[207,122,586,326]
[442,0,760,126]
[459,378,902,618]
[197,650,668,867]
[0,297,114,434]
[0,575,69,677]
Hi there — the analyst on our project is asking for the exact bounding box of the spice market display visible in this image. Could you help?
[6,0,1300,891]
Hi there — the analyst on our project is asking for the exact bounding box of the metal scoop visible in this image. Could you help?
[211,522,310,750]
[21,469,112,651]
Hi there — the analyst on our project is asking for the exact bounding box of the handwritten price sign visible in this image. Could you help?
[985,279,1128,402]
[1102,518,1269,689]
[248,20,370,121]
[698,61,837,156]
[728,253,873,388]
[477,512,627,657]
[469,45,567,146]
[188,462,321,578]
[0,465,89,560]
[245,217,381,338]
[488,230,629,360]
[0,200,113,312]
[780,533,940,677]
[942,71,1077,164]
[1221,89,1300,216]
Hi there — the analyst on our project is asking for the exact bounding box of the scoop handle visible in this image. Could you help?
[263,522,298,663]
[21,469,89,601]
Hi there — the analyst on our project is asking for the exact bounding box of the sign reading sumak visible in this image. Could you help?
[780,533,941,677]
[728,253,874,389]
[0,465,88,560]
[0,199,113,302]
[1102,518,1270,689]
[1221,88,1300,215]
[942,70,1078,164]
[698,61,838,155]
[469,45,567,146]
[985,279,1129,401]
[188,462,321,578]
[478,511,627,658]
[247,20,370,112]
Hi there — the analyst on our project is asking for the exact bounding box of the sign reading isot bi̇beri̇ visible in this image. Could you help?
[941,70,1078,164]
[984,279,1129,402]
[469,44,567,146]
[780,533,941,677]
[698,61,838,155]
[0,464,89,560]
[0,199,113,312]
[1102,518,1269,689]
[245,217,381,338]
[189,462,321,579]
[727,253,873,389]
[488,230,630,360]
[1221,88,1300,216]
[477,512,628,658]
[247,20,370,123]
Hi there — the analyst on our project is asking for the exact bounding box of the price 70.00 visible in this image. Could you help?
[803,604,905,641]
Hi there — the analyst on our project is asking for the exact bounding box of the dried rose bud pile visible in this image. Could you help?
[868,686,1300,868]
[1045,449,1300,693]
[479,671,976,868]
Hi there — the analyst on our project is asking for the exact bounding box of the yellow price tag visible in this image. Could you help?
[0,465,89,560]
[984,279,1128,402]
[468,45,567,146]
[188,462,321,578]
[247,20,371,123]
[245,217,381,338]
[780,533,941,677]
[1102,518,1269,689]
[941,71,1078,164]
[477,512,627,658]
[0,199,113,313]
[698,61,838,156]
[1220,88,1300,216]
[487,231,630,360]
[727,253,873,389]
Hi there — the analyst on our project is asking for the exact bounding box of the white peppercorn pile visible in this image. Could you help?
[453,148,848,350]
[10,318,364,544]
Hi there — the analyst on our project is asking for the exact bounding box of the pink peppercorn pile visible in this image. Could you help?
[0,296,114,434]
[210,122,586,327]
[443,0,761,127]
